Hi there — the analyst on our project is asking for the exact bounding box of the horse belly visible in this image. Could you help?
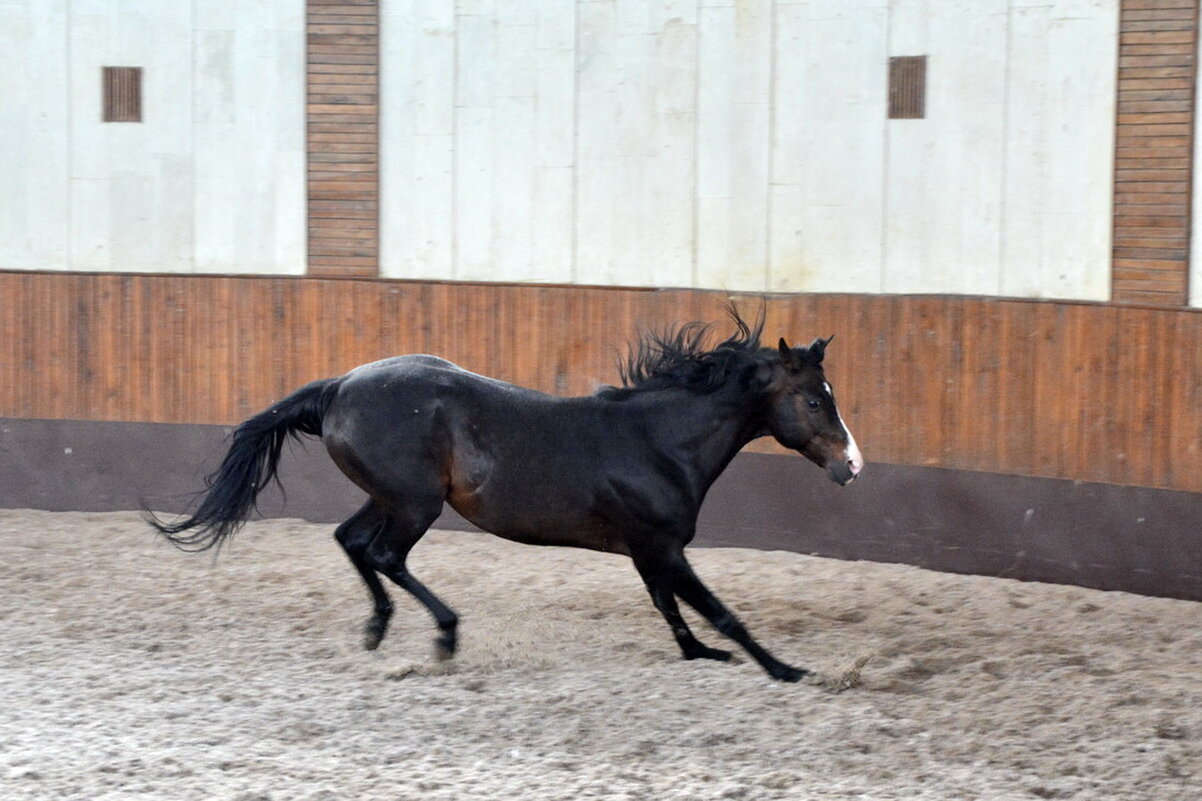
[448,477,629,555]
[490,519,629,555]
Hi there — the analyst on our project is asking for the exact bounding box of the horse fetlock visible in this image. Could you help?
[433,617,458,659]
[363,611,392,651]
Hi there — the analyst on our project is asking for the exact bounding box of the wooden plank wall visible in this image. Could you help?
[1112,0,1199,305]
[2,272,1200,493]
[307,0,379,277]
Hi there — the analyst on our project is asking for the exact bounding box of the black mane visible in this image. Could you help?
[598,306,767,399]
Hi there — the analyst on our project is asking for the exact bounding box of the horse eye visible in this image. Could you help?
[806,399,820,410]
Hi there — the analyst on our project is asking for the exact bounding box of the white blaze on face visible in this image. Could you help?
[824,382,863,479]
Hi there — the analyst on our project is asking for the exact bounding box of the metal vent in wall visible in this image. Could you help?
[103,67,142,122]
[888,56,926,119]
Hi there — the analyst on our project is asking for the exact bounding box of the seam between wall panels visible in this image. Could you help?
[880,1,890,293]
[451,4,460,282]
[66,0,74,271]
[765,0,776,293]
[691,3,699,289]
[997,1,1013,298]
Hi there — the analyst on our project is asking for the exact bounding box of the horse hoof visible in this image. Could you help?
[434,635,457,660]
[363,621,387,651]
[770,665,811,683]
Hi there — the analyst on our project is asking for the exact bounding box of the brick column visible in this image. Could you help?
[307,0,379,277]
[1112,0,1200,305]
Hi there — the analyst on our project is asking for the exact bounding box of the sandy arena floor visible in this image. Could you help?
[1,509,1199,800]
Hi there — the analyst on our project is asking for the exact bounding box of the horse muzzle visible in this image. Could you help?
[827,445,864,486]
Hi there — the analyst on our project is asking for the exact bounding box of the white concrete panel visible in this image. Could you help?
[1001,3,1115,300]
[193,3,306,274]
[532,166,575,280]
[534,1,576,162]
[771,0,888,294]
[574,0,620,284]
[884,0,1008,295]
[68,1,195,271]
[469,3,576,284]
[576,0,697,287]
[0,0,1131,296]
[488,93,538,280]
[24,0,305,274]
[530,5,576,282]
[0,1,70,271]
[696,0,771,292]
[454,12,499,281]
[380,0,456,280]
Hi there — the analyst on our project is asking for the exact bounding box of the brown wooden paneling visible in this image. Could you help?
[1112,0,1199,305]
[306,0,378,277]
[3,272,1202,493]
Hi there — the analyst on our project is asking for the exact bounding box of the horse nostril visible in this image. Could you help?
[848,458,862,476]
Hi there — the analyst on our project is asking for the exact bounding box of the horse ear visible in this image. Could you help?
[778,337,798,368]
[806,336,829,363]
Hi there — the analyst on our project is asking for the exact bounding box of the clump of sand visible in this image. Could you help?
[1,509,1199,800]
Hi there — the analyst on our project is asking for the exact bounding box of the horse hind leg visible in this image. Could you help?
[363,495,460,658]
[334,502,395,650]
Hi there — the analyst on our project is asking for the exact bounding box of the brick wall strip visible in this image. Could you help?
[1112,0,1200,305]
[307,0,379,276]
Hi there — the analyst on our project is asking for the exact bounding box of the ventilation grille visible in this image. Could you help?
[888,56,926,119]
[103,67,142,122]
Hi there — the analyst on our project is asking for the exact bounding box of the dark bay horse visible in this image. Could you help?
[151,309,863,681]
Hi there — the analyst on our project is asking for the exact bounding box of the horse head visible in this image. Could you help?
[761,336,863,485]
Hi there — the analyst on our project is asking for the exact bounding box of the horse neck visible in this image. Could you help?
[640,382,769,484]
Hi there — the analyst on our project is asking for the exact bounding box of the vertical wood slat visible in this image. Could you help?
[102,67,142,122]
[888,56,926,119]
[307,0,379,277]
[2,272,1202,493]
[1112,0,1199,305]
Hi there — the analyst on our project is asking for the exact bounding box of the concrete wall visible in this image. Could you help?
[380,0,1120,300]
[0,1,1126,300]
[0,0,305,275]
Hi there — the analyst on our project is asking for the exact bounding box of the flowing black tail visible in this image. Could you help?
[147,377,341,551]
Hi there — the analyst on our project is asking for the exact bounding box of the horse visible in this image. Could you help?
[150,308,863,682]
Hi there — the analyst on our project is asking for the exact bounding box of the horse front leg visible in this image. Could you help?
[636,546,809,682]
[634,564,731,662]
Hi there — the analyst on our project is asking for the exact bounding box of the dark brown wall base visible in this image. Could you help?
[2,417,1199,602]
